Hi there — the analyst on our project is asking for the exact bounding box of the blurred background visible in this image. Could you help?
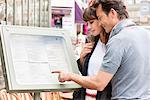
[0,0,150,73]
[0,0,150,99]
[0,0,150,63]
[1,0,150,33]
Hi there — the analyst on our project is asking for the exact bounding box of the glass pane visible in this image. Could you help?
[7,0,13,25]
[15,0,22,25]
[0,0,5,24]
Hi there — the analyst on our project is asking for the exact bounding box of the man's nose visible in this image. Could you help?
[98,21,102,26]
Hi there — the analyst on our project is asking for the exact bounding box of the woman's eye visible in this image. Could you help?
[90,21,94,24]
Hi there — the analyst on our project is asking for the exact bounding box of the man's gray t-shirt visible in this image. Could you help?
[100,19,150,99]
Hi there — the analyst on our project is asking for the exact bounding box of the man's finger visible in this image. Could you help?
[59,80,65,83]
[51,71,61,73]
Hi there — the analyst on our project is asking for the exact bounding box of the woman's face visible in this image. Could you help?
[88,19,103,36]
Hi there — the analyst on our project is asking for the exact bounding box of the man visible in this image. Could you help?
[53,0,150,99]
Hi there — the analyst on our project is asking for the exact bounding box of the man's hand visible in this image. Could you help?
[88,0,95,6]
[52,71,72,83]
[52,70,113,91]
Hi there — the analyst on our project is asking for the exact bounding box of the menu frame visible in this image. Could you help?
[0,25,80,92]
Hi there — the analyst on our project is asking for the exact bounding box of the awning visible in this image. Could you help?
[52,8,71,15]
[75,1,84,23]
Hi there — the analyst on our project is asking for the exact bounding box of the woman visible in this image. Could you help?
[73,7,111,100]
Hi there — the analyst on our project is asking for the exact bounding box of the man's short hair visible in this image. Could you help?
[93,0,129,20]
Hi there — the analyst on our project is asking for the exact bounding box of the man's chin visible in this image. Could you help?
[105,29,110,34]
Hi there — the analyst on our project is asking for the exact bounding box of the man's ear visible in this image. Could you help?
[109,8,118,18]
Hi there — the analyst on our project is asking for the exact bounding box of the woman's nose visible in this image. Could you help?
[88,27,91,32]
[88,25,91,31]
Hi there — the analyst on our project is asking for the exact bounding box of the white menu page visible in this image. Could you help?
[10,34,69,85]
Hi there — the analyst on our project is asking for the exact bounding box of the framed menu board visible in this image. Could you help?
[0,25,81,92]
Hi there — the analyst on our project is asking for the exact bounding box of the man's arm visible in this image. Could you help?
[53,70,113,91]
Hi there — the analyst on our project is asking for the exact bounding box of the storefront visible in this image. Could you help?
[51,0,76,37]
[51,7,72,28]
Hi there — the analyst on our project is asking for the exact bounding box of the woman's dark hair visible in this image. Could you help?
[83,6,109,44]
[93,0,129,20]
[83,7,98,22]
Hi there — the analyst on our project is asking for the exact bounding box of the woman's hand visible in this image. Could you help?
[80,42,94,64]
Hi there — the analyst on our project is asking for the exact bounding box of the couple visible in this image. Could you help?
[54,0,150,100]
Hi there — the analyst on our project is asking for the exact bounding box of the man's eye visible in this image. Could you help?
[98,18,101,21]
[98,16,101,21]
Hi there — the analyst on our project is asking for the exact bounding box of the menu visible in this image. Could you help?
[10,34,69,85]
